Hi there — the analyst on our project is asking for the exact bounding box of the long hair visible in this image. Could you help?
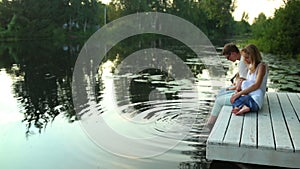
[241,44,262,73]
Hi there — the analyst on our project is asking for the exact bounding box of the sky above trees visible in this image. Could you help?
[100,0,286,24]
[232,0,285,24]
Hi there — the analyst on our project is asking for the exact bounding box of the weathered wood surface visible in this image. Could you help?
[206,92,300,168]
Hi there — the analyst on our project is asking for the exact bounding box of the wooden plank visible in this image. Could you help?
[257,94,275,150]
[268,92,293,152]
[207,92,300,168]
[278,93,300,152]
[288,93,300,122]
[223,108,244,146]
[207,106,232,145]
[207,144,300,168]
[240,111,257,148]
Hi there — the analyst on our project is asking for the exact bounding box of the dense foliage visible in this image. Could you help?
[0,0,298,57]
[0,0,239,42]
[0,0,105,40]
[109,0,238,40]
[250,0,300,57]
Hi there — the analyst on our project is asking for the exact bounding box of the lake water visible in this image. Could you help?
[0,41,299,169]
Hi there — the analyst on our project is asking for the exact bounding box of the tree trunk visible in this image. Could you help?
[83,19,87,33]
[69,16,72,31]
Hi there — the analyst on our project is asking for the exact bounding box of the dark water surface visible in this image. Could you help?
[0,41,299,169]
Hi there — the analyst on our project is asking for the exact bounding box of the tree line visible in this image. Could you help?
[250,0,300,57]
[0,0,241,41]
[0,0,299,57]
[0,0,105,40]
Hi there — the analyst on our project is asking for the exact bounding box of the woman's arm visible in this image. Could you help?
[235,77,246,92]
[230,63,266,103]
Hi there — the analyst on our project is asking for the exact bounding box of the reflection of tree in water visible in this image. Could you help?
[175,103,212,169]
[110,37,208,118]
[129,68,177,110]
[108,38,212,168]
[15,71,76,137]
[0,41,81,137]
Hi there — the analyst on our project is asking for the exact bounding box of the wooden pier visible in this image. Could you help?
[206,92,300,168]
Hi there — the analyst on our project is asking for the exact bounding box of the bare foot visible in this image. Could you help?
[235,105,250,115]
[232,107,240,114]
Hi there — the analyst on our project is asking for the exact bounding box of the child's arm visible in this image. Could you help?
[227,73,239,91]
[235,78,245,92]
[227,86,236,90]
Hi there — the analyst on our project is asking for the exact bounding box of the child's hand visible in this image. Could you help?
[227,86,235,91]
[230,92,241,103]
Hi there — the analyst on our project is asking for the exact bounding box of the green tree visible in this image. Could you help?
[170,0,207,34]
[200,0,235,39]
[0,0,104,40]
[0,0,237,42]
[0,0,14,30]
[251,0,300,56]
[111,0,152,15]
[250,13,272,51]
[234,12,251,36]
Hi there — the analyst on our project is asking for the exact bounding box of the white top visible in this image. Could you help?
[241,63,268,109]
[238,56,248,79]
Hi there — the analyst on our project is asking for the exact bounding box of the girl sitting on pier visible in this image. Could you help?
[230,44,268,115]
[205,44,268,130]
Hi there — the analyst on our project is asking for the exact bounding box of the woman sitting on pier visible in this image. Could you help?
[230,44,268,115]
[206,44,268,130]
